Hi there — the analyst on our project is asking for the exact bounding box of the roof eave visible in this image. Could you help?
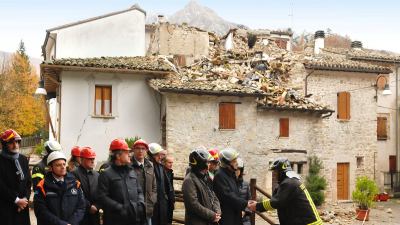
[257,105,334,116]
[304,64,392,74]
[41,64,172,76]
[156,87,266,98]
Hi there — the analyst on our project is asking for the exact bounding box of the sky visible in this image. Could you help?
[0,0,399,59]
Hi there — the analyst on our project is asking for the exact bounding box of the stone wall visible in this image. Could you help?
[164,69,378,202]
[147,23,209,64]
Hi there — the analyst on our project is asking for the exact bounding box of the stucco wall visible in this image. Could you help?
[59,71,162,162]
[54,9,145,58]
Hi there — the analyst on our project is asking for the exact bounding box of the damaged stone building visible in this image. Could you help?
[40,4,397,203]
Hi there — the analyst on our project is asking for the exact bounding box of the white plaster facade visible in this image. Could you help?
[44,6,146,60]
[56,71,163,161]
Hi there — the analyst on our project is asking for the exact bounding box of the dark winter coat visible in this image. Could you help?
[131,158,157,218]
[165,168,175,224]
[152,162,172,225]
[32,158,47,190]
[34,172,86,225]
[72,166,100,225]
[238,179,251,225]
[213,167,248,225]
[97,164,146,225]
[0,152,31,225]
[182,171,221,225]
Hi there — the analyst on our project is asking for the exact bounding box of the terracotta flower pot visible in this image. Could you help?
[356,208,370,221]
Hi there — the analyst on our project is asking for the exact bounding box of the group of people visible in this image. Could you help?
[0,128,322,225]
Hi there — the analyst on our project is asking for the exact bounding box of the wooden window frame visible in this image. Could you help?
[94,85,112,116]
[377,116,388,140]
[337,92,350,120]
[219,102,236,130]
[279,118,289,138]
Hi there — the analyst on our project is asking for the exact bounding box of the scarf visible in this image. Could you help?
[1,149,25,181]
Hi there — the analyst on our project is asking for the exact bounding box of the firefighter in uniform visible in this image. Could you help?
[31,140,62,189]
[248,158,323,225]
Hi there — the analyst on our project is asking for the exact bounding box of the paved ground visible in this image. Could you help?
[30,199,400,225]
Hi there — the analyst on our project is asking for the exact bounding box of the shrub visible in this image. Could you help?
[305,156,327,206]
[352,176,378,210]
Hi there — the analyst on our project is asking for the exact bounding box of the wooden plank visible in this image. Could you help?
[337,92,348,120]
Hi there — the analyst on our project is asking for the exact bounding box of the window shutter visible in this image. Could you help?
[103,87,112,115]
[219,103,235,129]
[95,86,102,115]
[337,92,350,120]
[377,117,388,140]
[279,118,289,137]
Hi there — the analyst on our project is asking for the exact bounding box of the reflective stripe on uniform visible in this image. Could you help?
[36,179,46,197]
[32,173,44,179]
[262,199,274,211]
[300,184,323,225]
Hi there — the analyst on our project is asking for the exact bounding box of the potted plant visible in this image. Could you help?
[352,176,378,221]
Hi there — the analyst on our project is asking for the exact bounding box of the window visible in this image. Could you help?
[95,86,112,116]
[219,103,235,129]
[297,163,303,174]
[279,118,289,137]
[377,117,388,140]
[337,92,350,120]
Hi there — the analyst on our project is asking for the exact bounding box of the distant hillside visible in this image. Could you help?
[0,50,41,73]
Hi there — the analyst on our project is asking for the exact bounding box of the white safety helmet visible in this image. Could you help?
[47,151,67,166]
[43,140,62,156]
[220,148,239,162]
[148,143,164,155]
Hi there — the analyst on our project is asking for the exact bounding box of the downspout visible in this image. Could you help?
[305,69,315,96]
[396,64,399,173]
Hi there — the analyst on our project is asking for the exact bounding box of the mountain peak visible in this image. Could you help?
[168,1,247,35]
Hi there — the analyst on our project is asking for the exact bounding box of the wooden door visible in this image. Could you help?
[389,156,397,172]
[337,163,349,200]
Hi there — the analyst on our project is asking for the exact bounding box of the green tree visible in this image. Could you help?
[305,156,327,206]
[0,43,45,135]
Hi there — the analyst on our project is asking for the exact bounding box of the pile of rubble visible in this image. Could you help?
[153,42,330,111]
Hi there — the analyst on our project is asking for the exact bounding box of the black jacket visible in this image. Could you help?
[152,162,172,225]
[72,166,100,225]
[97,164,146,225]
[0,153,31,225]
[34,172,86,225]
[213,167,247,225]
[165,168,175,224]
[182,171,221,225]
[256,177,322,225]
[238,179,251,225]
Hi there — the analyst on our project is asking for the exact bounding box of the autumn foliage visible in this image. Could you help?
[0,42,45,135]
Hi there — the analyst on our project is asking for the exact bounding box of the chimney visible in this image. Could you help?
[314,30,325,55]
[157,15,166,24]
[351,41,363,50]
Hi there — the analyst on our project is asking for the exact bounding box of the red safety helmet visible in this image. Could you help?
[132,139,149,150]
[71,146,82,157]
[208,148,220,162]
[109,139,130,151]
[0,129,22,143]
[80,147,96,159]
